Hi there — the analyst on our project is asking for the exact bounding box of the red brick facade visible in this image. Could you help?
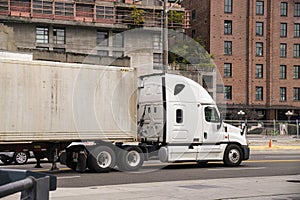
[183,0,300,120]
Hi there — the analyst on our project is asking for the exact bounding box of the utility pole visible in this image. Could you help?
[163,0,169,73]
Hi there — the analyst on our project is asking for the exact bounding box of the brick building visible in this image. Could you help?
[182,0,300,120]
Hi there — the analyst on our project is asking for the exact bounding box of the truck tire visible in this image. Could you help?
[87,146,116,173]
[117,146,144,172]
[14,152,29,165]
[1,157,13,165]
[223,144,242,167]
[65,146,83,171]
[76,151,87,173]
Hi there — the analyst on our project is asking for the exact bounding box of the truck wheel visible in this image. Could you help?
[14,152,29,165]
[88,146,116,173]
[1,157,13,165]
[66,159,77,171]
[65,145,85,171]
[223,144,242,167]
[117,147,144,172]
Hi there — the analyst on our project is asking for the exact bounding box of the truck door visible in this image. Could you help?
[202,106,222,144]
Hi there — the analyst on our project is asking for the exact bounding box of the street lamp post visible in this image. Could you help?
[237,110,245,127]
[285,110,293,123]
[237,110,245,118]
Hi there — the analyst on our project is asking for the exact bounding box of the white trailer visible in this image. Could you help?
[0,52,249,172]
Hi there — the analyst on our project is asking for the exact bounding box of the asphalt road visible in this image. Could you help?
[1,153,300,188]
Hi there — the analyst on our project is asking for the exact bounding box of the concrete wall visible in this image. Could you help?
[3,22,161,76]
[0,23,17,51]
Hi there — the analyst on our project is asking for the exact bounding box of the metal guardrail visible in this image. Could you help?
[224,119,300,138]
[0,169,57,200]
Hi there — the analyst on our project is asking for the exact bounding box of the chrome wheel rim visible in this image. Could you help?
[96,151,112,168]
[126,151,141,167]
[228,149,240,164]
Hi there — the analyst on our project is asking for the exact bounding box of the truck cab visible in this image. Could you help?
[138,73,249,166]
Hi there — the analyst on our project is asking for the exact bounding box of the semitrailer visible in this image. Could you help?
[0,52,249,172]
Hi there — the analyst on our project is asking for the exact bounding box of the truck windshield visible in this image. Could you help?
[204,107,220,123]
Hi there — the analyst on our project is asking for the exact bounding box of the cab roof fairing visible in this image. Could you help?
[165,74,215,105]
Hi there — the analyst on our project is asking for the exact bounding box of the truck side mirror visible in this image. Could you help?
[217,112,223,130]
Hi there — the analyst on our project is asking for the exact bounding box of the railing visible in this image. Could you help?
[0,0,189,29]
[169,63,216,72]
[0,169,57,200]
[224,119,300,138]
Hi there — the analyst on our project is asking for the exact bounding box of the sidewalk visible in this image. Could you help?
[48,175,299,199]
[3,175,300,200]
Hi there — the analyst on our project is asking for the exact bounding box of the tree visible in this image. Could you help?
[130,6,145,27]
[169,35,214,69]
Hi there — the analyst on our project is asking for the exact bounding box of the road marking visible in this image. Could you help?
[265,155,300,158]
[245,159,300,163]
[208,167,266,171]
[31,167,71,172]
[250,146,300,150]
[57,176,80,180]
[13,159,300,173]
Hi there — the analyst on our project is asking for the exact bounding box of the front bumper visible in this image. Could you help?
[241,145,250,160]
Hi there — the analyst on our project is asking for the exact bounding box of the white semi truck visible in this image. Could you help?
[0,52,249,172]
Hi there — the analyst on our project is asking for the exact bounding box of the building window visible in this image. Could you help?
[294,65,300,79]
[280,23,287,37]
[76,3,93,18]
[256,87,263,101]
[112,32,124,48]
[224,0,232,13]
[203,75,213,89]
[224,86,232,100]
[281,2,288,16]
[256,64,263,78]
[96,6,114,19]
[280,87,287,101]
[97,50,108,56]
[280,43,287,57]
[36,27,49,44]
[256,22,263,36]
[295,3,300,17]
[10,0,30,12]
[295,24,300,37]
[256,1,264,15]
[256,42,263,56]
[224,63,232,77]
[224,41,232,55]
[294,88,300,101]
[33,0,52,15]
[280,65,287,79]
[53,28,65,45]
[55,2,73,16]
[153,34,162,50]
[192,9,196,20]
[224,20,232,35]
[97,31,109,46]
[294,44,300,58]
